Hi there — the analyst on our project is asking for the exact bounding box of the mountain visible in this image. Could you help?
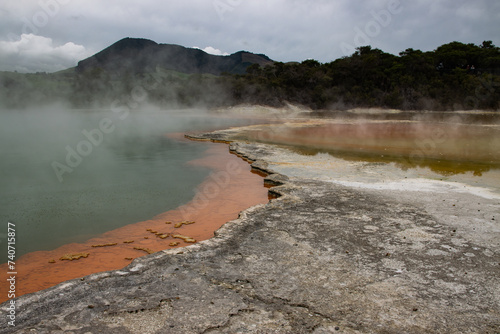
[76,38,274,75]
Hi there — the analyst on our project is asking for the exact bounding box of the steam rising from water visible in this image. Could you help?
[236,109,500,175]
[1,104,499,262]
[0,106,257,262]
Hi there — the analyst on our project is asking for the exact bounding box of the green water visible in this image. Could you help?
[0,108,249,262]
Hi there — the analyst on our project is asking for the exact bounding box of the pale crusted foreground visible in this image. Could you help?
[1,135,499,334]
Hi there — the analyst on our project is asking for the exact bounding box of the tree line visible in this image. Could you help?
[228,40,500,110]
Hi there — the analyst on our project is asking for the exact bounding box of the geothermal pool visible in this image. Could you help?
[242,116,500,177]
[0,108,262,262]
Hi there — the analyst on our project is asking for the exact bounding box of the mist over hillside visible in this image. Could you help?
[0,38,499,111]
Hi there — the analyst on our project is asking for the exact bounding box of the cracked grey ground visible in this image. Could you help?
[1,132,499,333]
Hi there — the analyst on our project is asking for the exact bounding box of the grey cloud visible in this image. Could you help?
[1,0,499,72]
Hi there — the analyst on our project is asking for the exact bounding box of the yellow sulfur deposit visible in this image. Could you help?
[133,247,154,254]
[172,234,196,243]
[91,243,118,247]
[60,253,90,261]
[174,221,195,228]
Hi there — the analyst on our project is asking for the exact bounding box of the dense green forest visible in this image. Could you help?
[1,41,499,110]
[230,41,500,110]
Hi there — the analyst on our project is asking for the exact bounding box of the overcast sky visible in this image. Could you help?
[1,0,499,72]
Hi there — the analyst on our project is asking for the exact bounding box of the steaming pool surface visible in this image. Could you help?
[2,109,500,263]
[249,119,500,177]
[0,108,257,262]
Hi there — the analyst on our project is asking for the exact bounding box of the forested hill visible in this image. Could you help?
[0,40,499,110]
[77,38,274,76]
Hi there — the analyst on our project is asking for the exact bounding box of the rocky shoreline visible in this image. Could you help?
[1,128,499,333]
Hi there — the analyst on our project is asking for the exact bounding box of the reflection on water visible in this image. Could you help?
[245,119,500,177]
[290,145,498,177]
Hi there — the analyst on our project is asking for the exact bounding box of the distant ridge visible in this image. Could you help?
[76,37,274,75]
